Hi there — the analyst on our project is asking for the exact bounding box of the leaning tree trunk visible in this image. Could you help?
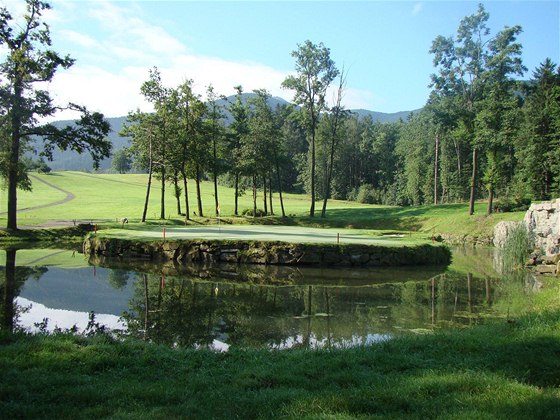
[268,177,274,216]
[276,161,286,218]
[434,132,439,205]
[234,172,240,216]
[469,148,477,216]
[160,167,166,220]
[252,174,257,217]
[195,164,203,217]
[181,168,190,223]
[310,125,316,217]
[141,137,154,223]
[262,175,268,215]
[173,171,181,215]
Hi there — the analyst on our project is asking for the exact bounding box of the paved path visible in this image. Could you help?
[0,174,75,215]
[108,225,407,245]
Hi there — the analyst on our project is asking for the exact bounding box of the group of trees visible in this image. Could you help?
[121,39,345,222]
[122,4,558,221]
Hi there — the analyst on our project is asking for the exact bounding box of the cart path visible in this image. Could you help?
[0,174,75,215]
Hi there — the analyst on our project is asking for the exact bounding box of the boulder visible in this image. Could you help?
[524,198,560,256]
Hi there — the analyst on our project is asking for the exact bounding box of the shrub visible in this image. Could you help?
[241,208,266,217]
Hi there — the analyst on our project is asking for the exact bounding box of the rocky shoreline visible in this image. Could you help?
[83,236,452,267]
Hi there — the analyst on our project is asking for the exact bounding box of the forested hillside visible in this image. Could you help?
[28,97,416,173]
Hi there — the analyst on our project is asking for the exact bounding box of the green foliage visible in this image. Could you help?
[241,208,266,217]
[110,148,131,174]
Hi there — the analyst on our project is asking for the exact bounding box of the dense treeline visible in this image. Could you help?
[120,4,559,221]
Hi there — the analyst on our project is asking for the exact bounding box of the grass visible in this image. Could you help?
[1,171,525,240]
[1,276,559,419]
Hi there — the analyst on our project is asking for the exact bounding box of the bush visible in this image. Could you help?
[496,197,531,213]
[241,208,266,217]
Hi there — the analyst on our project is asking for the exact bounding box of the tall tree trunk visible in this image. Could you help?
[310,125,316,217]
[276,161,286,218]
[213,142,219,216]
[141,137,153,223]
[234,172,239,216]
[252,174,257,217]
[454,137,462,197]
[160,168,166,219]
[321,125,338,218]
[7,82,23,230]
[195,164,203,217]
[434,132,439,205]
[213,171,219,217]
[181,168,190,222]
[262,175,268,215]
[173,171,181,215]
[268,177,274,216]
[469,148,477,216]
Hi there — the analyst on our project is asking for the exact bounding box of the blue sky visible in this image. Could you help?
[2,1,558,118]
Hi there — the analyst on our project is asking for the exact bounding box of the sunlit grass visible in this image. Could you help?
[0,172,525,239]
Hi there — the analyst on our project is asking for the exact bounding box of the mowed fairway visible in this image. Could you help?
[0,171,525,237]
[0,171,366,226]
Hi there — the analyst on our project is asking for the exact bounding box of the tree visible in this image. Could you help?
[0,0,111,229]
[282,40,339,217]
[205,85,226,217]
[429,3,524,215]
[321,67,348,218]
[120,110,157,222]
[242,89,278,216]
[516,59,560,200]
[111,148,132,174]
[227,86,249,216]
[173,79,205,222]
[140,67,172,220]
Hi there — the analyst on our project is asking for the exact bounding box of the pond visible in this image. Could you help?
[0,246,540,350]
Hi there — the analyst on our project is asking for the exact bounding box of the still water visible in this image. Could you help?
[0,247,539,350]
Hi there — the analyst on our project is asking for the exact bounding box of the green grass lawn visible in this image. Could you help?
[0,171,525,239]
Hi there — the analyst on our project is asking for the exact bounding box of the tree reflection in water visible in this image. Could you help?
[0,247,539,349]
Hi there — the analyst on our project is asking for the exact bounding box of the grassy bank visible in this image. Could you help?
[1,276,559,419]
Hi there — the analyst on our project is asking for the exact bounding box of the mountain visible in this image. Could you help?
[350,109,418,123]
[29,116,129,172]
[31,94,419,172]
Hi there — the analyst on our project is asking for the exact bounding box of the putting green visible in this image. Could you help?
[99,225,418,246]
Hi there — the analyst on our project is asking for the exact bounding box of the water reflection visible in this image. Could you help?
[0,247,540,349]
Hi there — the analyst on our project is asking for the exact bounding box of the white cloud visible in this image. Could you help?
[412,2,423,16]
[43,0,380,119]
[59,29,99,49]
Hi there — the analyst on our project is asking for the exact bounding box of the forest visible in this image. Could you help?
[118,4,560,221]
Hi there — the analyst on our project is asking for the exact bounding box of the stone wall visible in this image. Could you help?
[83,236,452,267]
[523,198,560,256]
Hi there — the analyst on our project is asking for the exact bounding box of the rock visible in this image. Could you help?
[493,221,523,248]
[524,198,560,256]
[535,264,557,275]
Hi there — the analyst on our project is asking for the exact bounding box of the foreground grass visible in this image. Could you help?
[1,278,559,419]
